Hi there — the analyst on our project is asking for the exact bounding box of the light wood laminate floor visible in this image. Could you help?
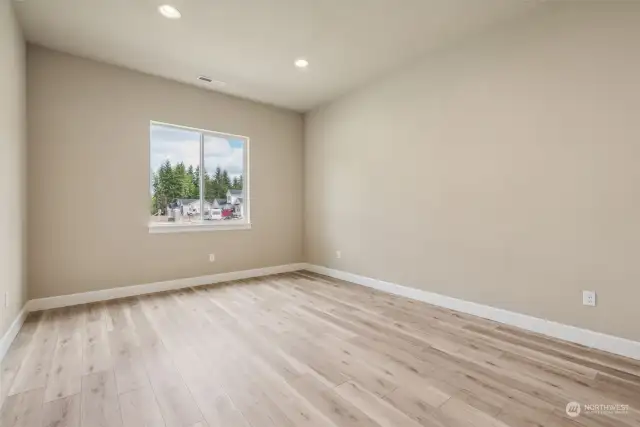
[1,272,639,427]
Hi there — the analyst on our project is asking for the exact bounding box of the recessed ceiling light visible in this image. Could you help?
[158,4,181,19]
[294,58,309,69]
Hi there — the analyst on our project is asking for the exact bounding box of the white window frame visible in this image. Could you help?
[148,121,251,234]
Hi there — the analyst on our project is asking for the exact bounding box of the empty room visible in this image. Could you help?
[1,0,639,426]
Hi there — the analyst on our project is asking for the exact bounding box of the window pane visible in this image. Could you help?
[203,134,245,222]
[150,123,201,224]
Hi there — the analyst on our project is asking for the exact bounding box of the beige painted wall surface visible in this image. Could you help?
[304,2,640,341]
[0,0,27,337]
[28,46,303,299]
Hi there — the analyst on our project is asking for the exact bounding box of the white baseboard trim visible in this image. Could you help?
[304,264,640,361]
[26,263,307,312]
[0,305,28,363]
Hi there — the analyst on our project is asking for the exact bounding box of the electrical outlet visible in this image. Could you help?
[209,253,215,262]
[582,290,596,307]
[336,250,341,259]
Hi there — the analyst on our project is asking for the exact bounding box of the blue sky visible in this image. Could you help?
[150,123,244,180]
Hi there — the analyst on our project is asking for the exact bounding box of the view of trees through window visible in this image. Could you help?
[150,123,247,225]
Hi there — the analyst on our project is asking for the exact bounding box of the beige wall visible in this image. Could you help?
[28,46,303,299]
[304,2,640,341]
[0,0,27,337]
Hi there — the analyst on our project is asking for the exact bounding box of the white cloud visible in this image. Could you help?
[205,147,243,177]
[151,133,243,178]
[150,138,200,172]
[204,136,232,157]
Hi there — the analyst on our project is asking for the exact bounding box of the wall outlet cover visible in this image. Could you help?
[582,290,596,307]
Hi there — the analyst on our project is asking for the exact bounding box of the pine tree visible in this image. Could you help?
[157,160,177,211]
[222,170,231,196]
[151,172,161,214]
[212,167,225,199]
[186,165,196,198]
[150,161,237,216]
[214,167,223,185]
[173,162,190,198]
[193,166,200,198]
[204,172,218,202]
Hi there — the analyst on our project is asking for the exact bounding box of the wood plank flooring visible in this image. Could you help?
[1,271,639,427]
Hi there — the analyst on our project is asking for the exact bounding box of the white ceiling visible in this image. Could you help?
[15,0,539,111]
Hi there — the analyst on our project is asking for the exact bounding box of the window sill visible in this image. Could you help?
[148,222,251,234]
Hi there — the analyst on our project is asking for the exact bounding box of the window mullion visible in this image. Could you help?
[199,132,204,220]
